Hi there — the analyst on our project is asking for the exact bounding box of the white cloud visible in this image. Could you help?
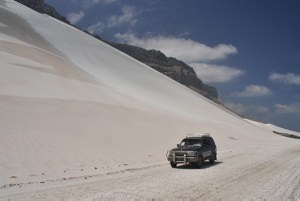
[190,63,244,83]
[232,85,272,97]
[224,102,247,114]
[107,6,138,28]
[103,0,118,3]
[114,33,240,83]
[254,106,270,113]
[225,102,270,116]
[74,0,117,8]
[114,33,237,63]
[67,11,85,24]
[86,5,137,34]
[0,22,7,27]
[269,73,300,85]
[275,102,300,114]
[87,21,105,34]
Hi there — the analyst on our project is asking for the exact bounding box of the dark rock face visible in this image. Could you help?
[111,43,219,102]
[14,0,69,23]
[15,0,44,10]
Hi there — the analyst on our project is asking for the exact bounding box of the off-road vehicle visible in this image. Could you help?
[166,133,217,168]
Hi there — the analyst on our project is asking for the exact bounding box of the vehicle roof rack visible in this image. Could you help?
[186,133,210,138]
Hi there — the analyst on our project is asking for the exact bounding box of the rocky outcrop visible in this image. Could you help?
[111,43,219,102]
[14,0,69,23]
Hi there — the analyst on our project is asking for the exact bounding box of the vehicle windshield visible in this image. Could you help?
[180,139,202,146]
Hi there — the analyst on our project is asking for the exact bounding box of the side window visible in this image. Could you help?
[210,138,215,146]
[203,138,210,146]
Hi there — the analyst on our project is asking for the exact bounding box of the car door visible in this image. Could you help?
[202,138,212,158]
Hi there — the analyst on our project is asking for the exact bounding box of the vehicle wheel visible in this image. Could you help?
[197,156,203,168]
[170,161,177,168]
[210,152,216,164]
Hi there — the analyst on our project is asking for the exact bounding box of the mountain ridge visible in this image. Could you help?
[109,42,219,102]
[14,0,69,23]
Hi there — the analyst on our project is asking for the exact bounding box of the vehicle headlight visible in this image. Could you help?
[186,151,197,157]
[168,150,175,156]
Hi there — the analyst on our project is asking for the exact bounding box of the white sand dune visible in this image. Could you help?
[246,119,300,137]
[0,0,300,199]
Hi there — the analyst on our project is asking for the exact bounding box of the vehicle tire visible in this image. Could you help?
[197,156,204,168]
[209,152,216,164]
[170,161,177,168]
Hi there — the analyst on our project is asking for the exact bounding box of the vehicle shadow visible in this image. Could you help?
[175,161,223,169]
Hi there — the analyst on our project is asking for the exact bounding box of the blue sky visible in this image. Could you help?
[45,0,300,132]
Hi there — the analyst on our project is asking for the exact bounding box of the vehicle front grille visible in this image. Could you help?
[174,152,185,156]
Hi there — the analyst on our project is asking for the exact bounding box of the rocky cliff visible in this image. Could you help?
[14,0,69,23]
[110,43,219,101]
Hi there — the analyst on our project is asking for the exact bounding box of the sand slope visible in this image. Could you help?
[0,0,299,199]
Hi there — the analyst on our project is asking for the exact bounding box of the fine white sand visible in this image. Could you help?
[0,0,299,199]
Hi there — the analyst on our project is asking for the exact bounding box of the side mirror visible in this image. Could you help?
[177,144,180,147]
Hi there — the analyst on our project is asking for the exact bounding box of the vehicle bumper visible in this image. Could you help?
[167,154,200,164]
